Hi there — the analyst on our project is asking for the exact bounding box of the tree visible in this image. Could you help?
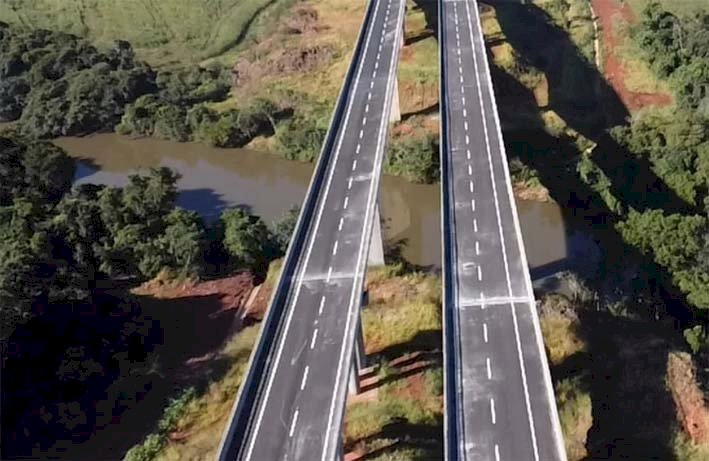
[271,206,300,255]
[136,209,205,278]
[0,136,75,207]
[220,208,270,270]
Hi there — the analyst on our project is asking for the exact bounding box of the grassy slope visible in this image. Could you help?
[130,263,444,460]
[347,265,444,459]
[0,0,294,67]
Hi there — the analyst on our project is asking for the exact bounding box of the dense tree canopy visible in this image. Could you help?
[636,2,709,110]
[0,24,156,137]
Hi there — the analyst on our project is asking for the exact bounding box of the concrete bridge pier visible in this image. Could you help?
[367,204,385,266]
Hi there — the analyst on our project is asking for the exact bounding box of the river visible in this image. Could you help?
[55,133,597,272]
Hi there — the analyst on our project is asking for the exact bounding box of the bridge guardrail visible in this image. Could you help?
[216,0,379,458]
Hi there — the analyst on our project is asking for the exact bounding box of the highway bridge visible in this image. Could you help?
[217,0,567,459]
[439,0,566,460]
[216,0,406,459]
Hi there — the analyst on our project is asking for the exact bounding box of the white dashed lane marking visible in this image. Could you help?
[289,409,299,437]
[300,366,310,390]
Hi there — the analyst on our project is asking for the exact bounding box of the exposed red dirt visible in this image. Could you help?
[667,352,709,445]
[591,0,672,111]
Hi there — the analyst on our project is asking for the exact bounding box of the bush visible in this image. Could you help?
[275,108,329,162]
[384,133,439,183]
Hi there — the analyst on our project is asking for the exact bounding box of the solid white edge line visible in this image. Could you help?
[321,0,405,459]
[464,1,541,459]
[241,0,383,457]
[470,1,568,459]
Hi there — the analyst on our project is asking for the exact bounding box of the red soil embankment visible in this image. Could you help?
[591,0,672,111]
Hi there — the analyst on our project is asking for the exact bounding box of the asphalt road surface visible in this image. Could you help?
[220,0,406,459]
[440,0,567,460]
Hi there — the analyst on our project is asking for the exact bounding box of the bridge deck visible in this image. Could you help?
[217,0,405,459]
[440,0,566,460]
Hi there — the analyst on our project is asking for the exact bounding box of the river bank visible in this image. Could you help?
[55,133,598,274]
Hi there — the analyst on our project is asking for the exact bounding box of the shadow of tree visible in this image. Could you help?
[1,289,241,460]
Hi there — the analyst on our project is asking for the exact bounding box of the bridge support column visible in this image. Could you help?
[367,204,385,266]
[348,360,360,395]
[389,78,401,123]
[388,14,405,124]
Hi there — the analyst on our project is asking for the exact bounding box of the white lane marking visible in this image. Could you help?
[324,0,405,456]
[244,0,387,455]
[365,104,370,113]
[373,70,377,78]
[473,219,478,232]
[471,198,476,211]
[464,0,541,457]
[300,366,310,390]
[458,65,463,74]
[343,196,349,209]
[468,164,472,176]
[338,217,344,231]
[362,117,367,126]
[352,159,358,171]
[464,121,469,131]
[465,134,470,145]
[463,108,467,117]
[469,182,474,194]
[327,266,333,282]
[318,296,326,315]
[310,328,319,349]
[461,86,465,95]
[466,149,471,160]
[332,240,339,256]
[495,444,500,461]
[483,323,488,342]
[376,53,380,60]
[460,75,464,84]
[374,61,379,70]
[370,81,374,89]
[476,241,480,255]
[359,129,364,139]
[462,96,466,105]
[367,92,372,101]
[348,177,354,190]
[289,409,299,437]
[490,398,496,424]
[477,265,482,281]
[356,144,361,154]
[486,357,492,380]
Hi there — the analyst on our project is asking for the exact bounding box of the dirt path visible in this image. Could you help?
[591,0,672,111]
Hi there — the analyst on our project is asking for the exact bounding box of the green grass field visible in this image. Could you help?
[0,0,294,67]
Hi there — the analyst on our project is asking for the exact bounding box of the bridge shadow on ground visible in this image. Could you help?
[551,310,682,460]
[487,0,692,216]
[482,1,695,458]
[2,290,242,460]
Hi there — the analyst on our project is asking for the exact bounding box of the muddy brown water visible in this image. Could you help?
[55,133,595,271]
